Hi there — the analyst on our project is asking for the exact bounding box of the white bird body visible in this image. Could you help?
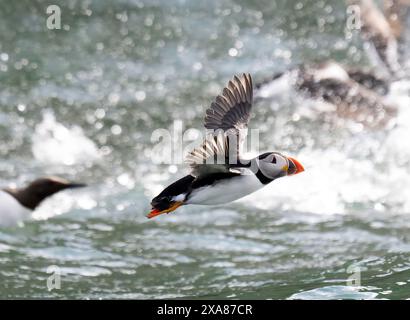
[0,190,32,227]
[186,170,263,205]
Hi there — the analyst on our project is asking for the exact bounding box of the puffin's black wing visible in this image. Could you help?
[185,132,241,176]
[186,73,254,177]
[204,73,253,131]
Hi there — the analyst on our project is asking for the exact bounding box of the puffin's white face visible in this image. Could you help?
[257,152,304,180]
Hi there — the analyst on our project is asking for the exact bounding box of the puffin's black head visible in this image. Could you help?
[13,177,86,210]
[257,152,305,180]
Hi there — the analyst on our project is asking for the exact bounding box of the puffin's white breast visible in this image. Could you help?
[0,190,32,227]
[186,171,264,205]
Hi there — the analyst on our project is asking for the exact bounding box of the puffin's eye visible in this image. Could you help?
[271,155,277,164]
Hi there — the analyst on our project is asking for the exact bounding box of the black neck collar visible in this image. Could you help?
[255,170,275,185]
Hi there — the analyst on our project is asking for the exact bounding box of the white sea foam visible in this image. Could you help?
[32,192,97,221]
[32,111,101,165]
[288,285,379,300]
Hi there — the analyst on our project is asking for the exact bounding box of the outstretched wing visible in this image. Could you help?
[204,73,253,131]
[185,132,244,177]
[186,73,254,177]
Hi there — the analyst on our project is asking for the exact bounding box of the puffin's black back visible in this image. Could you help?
[151,175,195,211]
[151,171,243,211]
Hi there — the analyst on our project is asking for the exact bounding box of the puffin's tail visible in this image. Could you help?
[147,197,183,219]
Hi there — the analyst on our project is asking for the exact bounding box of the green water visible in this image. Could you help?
[1,0,410,299]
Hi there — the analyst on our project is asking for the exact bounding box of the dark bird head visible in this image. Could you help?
[4,177,86,210]
[257,152,305,181]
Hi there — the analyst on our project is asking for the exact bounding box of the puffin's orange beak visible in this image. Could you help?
[286,157,305,175]
[147,201,183,219]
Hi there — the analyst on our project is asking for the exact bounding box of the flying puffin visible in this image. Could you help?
[0,177,86,227]
[349,0,409,77]
[148,73,304,219]
[256,60,397,128]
